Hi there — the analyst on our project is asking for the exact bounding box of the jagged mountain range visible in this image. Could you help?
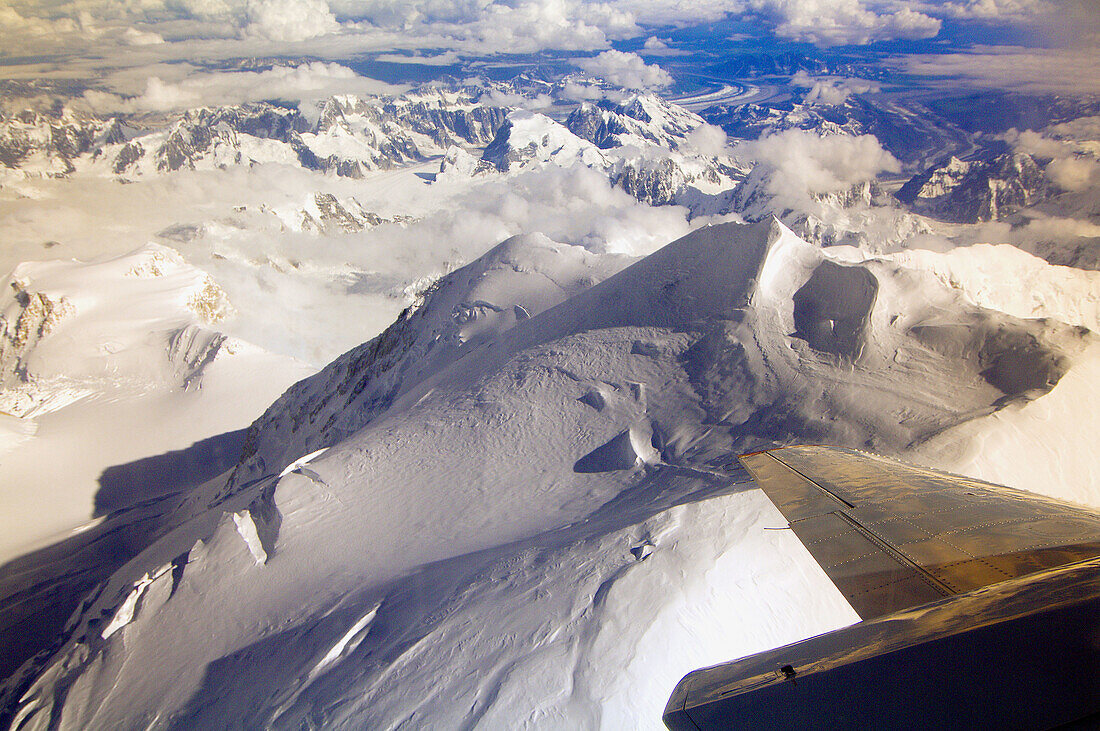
[3,80,1096,259]
[0,87,509,179]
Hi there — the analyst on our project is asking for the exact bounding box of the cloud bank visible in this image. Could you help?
[791,71,880,105]
[1002,119,1100,193]
[898,47,1100,95]
[1,0,1076,74]
[750,0,940,46]
[78,62,401,114]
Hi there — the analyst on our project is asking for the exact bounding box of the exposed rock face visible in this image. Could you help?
[0,285,74,391]
[897,153,1050,222]
[610,158,688,206]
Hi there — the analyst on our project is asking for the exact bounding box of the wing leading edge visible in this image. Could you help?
[740,445,1100,619]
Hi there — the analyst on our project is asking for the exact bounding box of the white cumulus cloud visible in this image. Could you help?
[1001,118,1100,193]
[684,123,729,157]
[574,50,672,90]
[737,129,901,199]
[244,0,339,41]
[750,0,941,46]
[791,71,880,105]
[937,0,1055,19]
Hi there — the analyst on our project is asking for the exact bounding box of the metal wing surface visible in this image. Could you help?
[740,445,1100,620]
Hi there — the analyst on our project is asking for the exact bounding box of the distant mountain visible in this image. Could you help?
[0,109,127,176]
[897,153,1049,223]
[700,52,875,79]
[703,95,974,168]
[0,87,510,180]
[565,95,705,151]
[448,95,743,209]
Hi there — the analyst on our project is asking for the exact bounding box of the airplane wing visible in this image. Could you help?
[663,445,1100,730]
[739,445,1100,619]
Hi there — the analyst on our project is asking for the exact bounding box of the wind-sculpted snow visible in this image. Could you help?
[222,232,629,500]
[6,219,1098,728]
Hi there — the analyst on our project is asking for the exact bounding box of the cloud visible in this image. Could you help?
[121,26,165,45]
[3,0,1082,77]
[791,70,880,105]
[79,62,401,114]
[477,88,554,111]
[897,47,1100,94]
[1001,119,1100,193]
[937,0,1055,19]
[736,129,901,199]
[0,5,79,40]
[748,0,941,46]
[1044,156,1100,192]
[244,0,338,41]
[683,123,729,157]
[374,50,462,66]
[574,50,672,90]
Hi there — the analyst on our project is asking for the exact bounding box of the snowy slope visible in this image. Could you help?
[4,220,1099,729]
[0,245,314,561]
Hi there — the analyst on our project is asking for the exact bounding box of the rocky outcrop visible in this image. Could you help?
[897,153,1049,223]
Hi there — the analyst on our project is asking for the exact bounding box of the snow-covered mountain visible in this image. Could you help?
[0,244,237,418]
[1,87,510,181]
[702,96,975,168]
[727,163,933,250]
[5,219,1097,728]
[477,110,608,172]
[0,110,127,177]
[443,97,742,210]
[565,95,706,151]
